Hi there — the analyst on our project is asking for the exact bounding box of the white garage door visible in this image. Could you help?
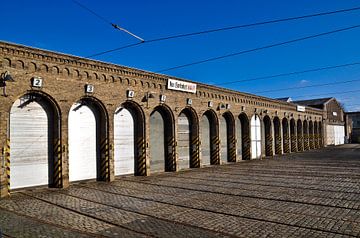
[251,115,261,159]
[10,96,49,189]
[326,125,345,146]
[177,113,190,170]
[114,108,134,176]
[68,103,97,182]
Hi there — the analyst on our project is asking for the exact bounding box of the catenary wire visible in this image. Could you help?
[156,24,360,73]
[214,62,360,86]
[286,89,360,99]
[84,5,360,57]
[255,79,360,94]
[71,0,144,41]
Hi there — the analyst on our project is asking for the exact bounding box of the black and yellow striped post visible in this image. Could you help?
[166,137,176,171]
[319,134,323,148]
[243,134,251,160]
[314,134,318,149]
[284,133,290,154]
[136,137,147,176]
[53,139,62,188]
[275,134,282,155]
[309,133,314,149]
[265,134,273,156]
[210,135,220,165]
[291,134,297,152]
[297,135,303,151]
[190,136,200,168]
[4,139,11,196]
[304,134,309,150]
[100,138,110,181]
[228,136,236,162]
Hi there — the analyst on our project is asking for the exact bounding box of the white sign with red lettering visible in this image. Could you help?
[167,79,197,93]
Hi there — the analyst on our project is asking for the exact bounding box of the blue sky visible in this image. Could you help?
[2,0,360,111]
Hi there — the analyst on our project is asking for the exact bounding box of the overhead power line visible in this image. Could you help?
[255,78,360,94]
[215,62,360,86]
[287,89,360,99]
[156,24,360,73]
[72,0,144,42]
[86,5,360,57]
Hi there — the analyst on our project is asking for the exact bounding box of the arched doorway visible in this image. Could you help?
[10,93,60,189]
[68,97,108,182]
[200,110,219,166]
[177,108,199,170]
[150,105,175,173]
[114,108,134,175]
[114,101,146,176]
[290,119,297,152]
[239,113,250,160]
[220,112,236,163]
[314,122,318,149]
[309,121,314,149]
[297,120,303,151]
[251,115,261,159]
[282,118,290,153]
[303,120,309,150]
[263,115,273,156]
[274,117,282,155]
[318,122,323,147]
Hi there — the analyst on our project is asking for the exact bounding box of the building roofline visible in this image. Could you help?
[0,40,323,113]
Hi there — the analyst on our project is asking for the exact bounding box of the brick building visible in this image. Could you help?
[0,41,326,197]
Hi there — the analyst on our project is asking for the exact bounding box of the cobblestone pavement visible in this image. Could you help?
[1,144,360,237]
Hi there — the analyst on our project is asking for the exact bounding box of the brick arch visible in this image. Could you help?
[303,120,309,150]
[238,112,250,160]
[282,117,290,153]
[178,107,200,168]
[150,104,176,172]
[29,62,37,71]
[273,116,282,155]
[297,119,303,151]
[52,66,60,74]
[263,115,273,156]
[202,109,219,165]
[9,90,62,191]
[3,58,11,67]
[290,118,297,152]
[16,60,25,69]
[309,120,314,149]
[40,64,48,72]
[221,111,236,162]
[120,100,147,176]
[68,96,110,181]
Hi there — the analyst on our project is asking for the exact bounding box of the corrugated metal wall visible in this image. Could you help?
[251,115,261,159]
[68,103,97,182]
[177,113,190,170]
[150,111,165,173]
[200,115,211,166]
[10,97,49,189]
[114,108,134,176]
[220,116,228,163]
[326,125,345,146]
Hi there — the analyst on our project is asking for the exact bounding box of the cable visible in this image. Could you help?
[255,79,360,94]
[215,62,360,86]
[87,5,360,57]
[72,0,111,25]
[156,24,360,73]
[288,89,360,99]
[71,0,144,41]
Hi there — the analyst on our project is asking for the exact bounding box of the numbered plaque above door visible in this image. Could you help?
[31,77,43,88]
